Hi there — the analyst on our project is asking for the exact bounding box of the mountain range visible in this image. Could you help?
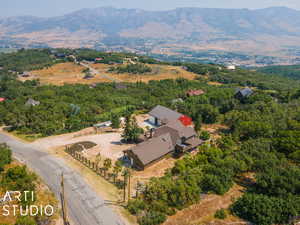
[1,6,300,60]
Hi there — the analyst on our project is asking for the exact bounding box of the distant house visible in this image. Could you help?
[227,65,236,70]
[115,83,127,90]
[171,98,184,104]
[55,53,66,58]
[83,74,94,80]
[0,97,6,102]
[186,89,205,97]
[20,71,30,77]
[149,105,183,126]
[94,58,103,62]
[89,83,97,89]
[235,88,253,99]
[25,98,40,107]
[94,121,112,128]
[124,120,202,170]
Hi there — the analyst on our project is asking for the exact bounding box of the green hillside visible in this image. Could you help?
[0,49,300,225]
[257,64,300,80]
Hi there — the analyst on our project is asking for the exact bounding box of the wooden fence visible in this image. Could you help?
[65,146,105,176]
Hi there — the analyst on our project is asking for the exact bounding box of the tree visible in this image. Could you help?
[122,114,143,143]
[127,168,132,202]
[15,216,37,225]
[113,161,123,183]
[194,115,202,132]
[0,143,12,172]
[103,158,112,179]
[122,168,130,202]
[232,194,300,225]
[127,199,146,215]
[95,153,102,168]
[200,131,210,141]
[215,209,227,219]
[111,113,120,129]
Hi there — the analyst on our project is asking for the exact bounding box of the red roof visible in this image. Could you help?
[0,97,6,102]
[178,115,193,127]
[186,89,205,97]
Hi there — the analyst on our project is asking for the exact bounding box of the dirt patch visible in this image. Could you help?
[68,141,97,152]
[202,124,229,140]
[163,184,246,225]
[208,81,223,86]
[20,62,110,85]
[90,63,198,83]
[22,62,198,85]
[32,127,134,162]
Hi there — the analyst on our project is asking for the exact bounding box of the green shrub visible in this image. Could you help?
[214,208,227,219]
[200,131,211,141]
[110,63,152,74]
[138,211,167,225]
[0,143,12,172]
[127,199,146,215]
[15,216,37,225]
[232,194,300,225]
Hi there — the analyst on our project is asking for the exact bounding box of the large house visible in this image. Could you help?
[124,106,202,170]
[235,88,253,99]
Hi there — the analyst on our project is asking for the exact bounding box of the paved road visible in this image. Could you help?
[0,132,125,225]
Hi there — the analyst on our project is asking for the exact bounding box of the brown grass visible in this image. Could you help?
[208,81,223,86]
[21,62,198,85]
[202,124,230,140]
[163,184,246,225]
[20,62,110,85]
[93,64,198,83]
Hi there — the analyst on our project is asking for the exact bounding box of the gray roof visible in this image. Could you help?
[25,98,40,106]
[153,125,180,147]
[236,88,253,97]
[149,105,183,123]
[167,120,197,139]
[131,133,174,165]
[153,120,196,145]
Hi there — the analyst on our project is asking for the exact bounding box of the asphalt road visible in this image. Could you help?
[0,132,125,225]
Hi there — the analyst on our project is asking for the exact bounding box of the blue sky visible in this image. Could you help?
[2,0,300,17]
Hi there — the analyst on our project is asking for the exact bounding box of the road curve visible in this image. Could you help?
[0,132,125,225]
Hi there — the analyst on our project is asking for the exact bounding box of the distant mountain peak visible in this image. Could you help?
[1,6,300,56]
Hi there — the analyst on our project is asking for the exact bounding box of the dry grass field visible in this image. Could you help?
[21,62,198,85]
[91,63,198,83]
[21,62,110,85]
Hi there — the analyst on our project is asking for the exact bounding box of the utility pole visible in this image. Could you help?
[127,169,131,202]
[61,172,69,225]
[123,171,127,202]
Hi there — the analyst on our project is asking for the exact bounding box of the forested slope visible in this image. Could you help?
[0,49,300,225]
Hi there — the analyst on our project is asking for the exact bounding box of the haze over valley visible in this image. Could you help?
[2,6,300,66]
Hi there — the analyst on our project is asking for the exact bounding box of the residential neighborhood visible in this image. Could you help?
[0,38,300,225]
